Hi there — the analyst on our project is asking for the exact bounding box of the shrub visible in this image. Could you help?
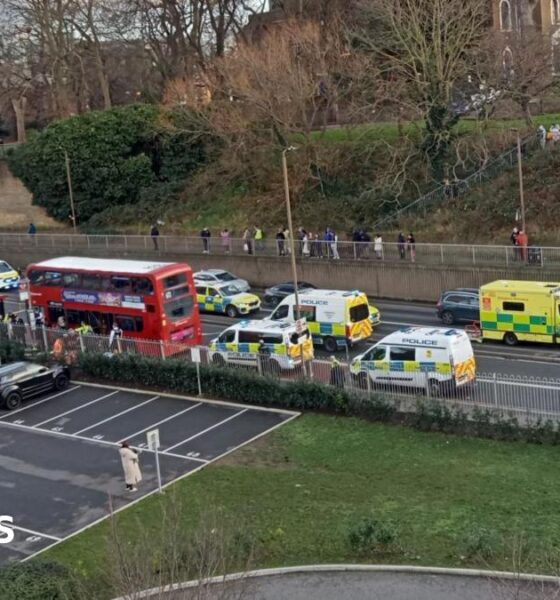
[460,525,500,560]
[0,561,75,600]
[347,515,398,556]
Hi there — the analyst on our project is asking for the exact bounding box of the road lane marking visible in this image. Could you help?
[117,402,202,443]
[33,391,119,427]
[0,386,81,420]
[163,409,248,454]
[74,395,159,435]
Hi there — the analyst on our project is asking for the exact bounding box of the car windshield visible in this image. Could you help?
[220,285,242,296]
[0,262,14,274]
[216,272,236,282]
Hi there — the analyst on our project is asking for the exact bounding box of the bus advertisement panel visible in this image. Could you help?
[26,257,202,349]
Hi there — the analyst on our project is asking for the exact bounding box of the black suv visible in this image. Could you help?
[0,362,70,410]
[263,282,316,307]
[436,288,480,325]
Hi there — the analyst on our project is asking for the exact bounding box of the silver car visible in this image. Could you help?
[193,269,250,293]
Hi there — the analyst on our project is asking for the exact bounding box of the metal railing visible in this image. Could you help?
[373,133,540,230]
[2,232,555,269]
[4,322,560,422]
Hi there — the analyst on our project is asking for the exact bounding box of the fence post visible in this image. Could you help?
[493,373,498,407]
[505,246,509,267]
[87,235,91,249]
[440,244,444,265]
[159,340,165,360]
[42,326,48,352]
[472,246,476,265]
[353,243,357,260]
[366,369,371,398]
[105,235,109,249]
[79,333,85,353]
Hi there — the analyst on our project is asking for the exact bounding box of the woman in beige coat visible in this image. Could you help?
[119,442,142,492]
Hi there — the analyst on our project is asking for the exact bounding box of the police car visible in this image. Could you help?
[195,282,261,318]
[0,261,20,290]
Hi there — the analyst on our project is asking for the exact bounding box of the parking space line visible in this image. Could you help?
[8,524,62,542]
[33,391,120,428]
[163,409,248,454]
[0,386,81,420]
[0,419,208,463]
[118,402,203,443]
[74,395,159,435]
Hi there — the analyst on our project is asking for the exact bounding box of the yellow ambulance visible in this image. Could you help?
[480,280,560,346]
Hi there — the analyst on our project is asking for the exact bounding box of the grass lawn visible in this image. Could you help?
[46,415,560,597]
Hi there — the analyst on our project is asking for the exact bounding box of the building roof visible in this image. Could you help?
[32,257,176,275]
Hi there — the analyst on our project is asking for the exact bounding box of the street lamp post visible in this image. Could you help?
[64,150,77,233]
[281,146,300,321]
[512,129,526,232]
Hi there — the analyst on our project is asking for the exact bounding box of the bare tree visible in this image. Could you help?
[353,0,488,180]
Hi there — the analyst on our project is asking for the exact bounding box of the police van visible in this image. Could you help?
[195,282,261,318]
[268,289,376,352]
[350,327,476,394]
[209,319,314,371]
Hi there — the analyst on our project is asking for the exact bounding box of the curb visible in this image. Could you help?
[111,563,560,599]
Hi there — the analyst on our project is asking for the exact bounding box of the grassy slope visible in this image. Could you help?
[47,414,560,598]
[162,114,560,240]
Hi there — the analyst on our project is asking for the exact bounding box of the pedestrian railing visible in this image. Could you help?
[2,232,555,269]
[372,133,540,230]
[4,322,560,422]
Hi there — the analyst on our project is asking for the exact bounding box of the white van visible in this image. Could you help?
[350,327,476,394]
[268,289,376,353]
[209,319,314,371]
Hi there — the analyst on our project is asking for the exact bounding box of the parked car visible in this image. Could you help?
[0,362,70,410]
[194,269,250,293]
[0,260,20,290]
[263,282,316,307]
[436,288,480,325]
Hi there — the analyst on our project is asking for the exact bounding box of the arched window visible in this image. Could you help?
[500,0,513,31]
[552,0,559,24]
[502,46,514,81]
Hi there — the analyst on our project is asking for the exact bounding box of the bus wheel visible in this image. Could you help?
[503,332,518,346]
[324,336,338,353]
[212,355,226,367]
[226,305,239,318]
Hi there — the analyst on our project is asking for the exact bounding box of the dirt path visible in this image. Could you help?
[0,161,65,230]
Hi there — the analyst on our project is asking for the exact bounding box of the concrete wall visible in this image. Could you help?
[6,245,560,302]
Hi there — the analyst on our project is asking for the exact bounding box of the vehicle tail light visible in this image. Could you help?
[346,324,351,338]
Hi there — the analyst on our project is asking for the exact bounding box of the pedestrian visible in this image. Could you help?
[200,227,211,253]
[258,338,272,375]
[27,222,36,238]
[352,229,361,258]
[443,178,452,200]
[397,232,406,259]
[283,227,291,254]
[314,232,323,258]
[510,226,519,261]
[374,233,383,259]
[220,228,231,254]
[119,441,142,492]
[242,228,253,255]
[329,356,345,388]
[406,232,416,262]
[360,230,371,259]
[109,322,123,352]
[254,226,264,252]
[552,124,560,144]
[150,224,160,250]
[302,231,310,257]
[57,315,68,330]
[275,228,286,256]
[517,229,529,262]
[538,124,547,149]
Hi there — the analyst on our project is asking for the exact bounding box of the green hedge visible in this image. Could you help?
[78,353,560,445]
[0,561,75,600]
[78,353,395,420]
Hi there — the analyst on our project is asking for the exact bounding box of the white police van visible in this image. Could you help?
[350,327,476,394]
[209,319,314,371]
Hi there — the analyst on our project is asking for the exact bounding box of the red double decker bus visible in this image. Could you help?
[27,257,202,346]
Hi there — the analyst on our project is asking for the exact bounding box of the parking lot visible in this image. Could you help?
[0,383,297,564]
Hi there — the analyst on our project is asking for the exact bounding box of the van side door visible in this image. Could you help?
[362,344,389,384]
[388,345,417,388]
